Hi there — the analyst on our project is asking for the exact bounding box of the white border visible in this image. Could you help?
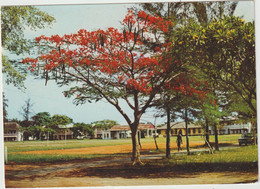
[0,0,259,189]
[0,0,253,6]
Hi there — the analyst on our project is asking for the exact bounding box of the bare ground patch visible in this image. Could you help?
[5,161,258,188]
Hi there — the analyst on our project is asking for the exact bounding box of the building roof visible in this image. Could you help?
[4,122,20,130]
[110,124,154,131]
[55,129,74,135]
[110,125,130,131]
[58,123,74,129]
[157,122,202,130]
[223,124,250,130]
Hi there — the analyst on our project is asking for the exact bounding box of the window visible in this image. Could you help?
[193,128,196,134]
[188,129,191,134]
[198,128,201,133]
[175,129,178,134]
[9,130,16,134]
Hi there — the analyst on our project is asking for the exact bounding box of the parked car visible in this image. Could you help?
[76,136,85,140]
[238,133,255,146]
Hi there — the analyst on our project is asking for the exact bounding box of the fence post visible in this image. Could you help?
[5,146,8,164]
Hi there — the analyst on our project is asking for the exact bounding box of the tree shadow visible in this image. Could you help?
[67,162,258,179]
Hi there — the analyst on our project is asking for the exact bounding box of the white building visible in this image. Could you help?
[109,124,155,139]
[4,122,23,142]
[209,119,252,135]
[94,128,111,139]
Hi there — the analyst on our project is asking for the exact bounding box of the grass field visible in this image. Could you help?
[5,134,240,152]
[168,145,258,164]
[4,134,250,163]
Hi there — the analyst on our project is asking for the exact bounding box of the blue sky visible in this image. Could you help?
[2,1,255,126]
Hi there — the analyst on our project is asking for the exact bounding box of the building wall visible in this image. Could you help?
[158,128,202,136]
[4,128,23,142]
[209,122,251,135]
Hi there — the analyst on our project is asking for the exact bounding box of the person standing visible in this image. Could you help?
[176,131,183,152]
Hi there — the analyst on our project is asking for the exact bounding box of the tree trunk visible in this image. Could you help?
[153,118,159,150]
[214,124,219,151]
[252,121,257,145]
[205,119,210,146]
[166,106,171,158]
[131,130,142,165]
[154,135,159,150]
[138,131,142,149]
[185,109,190,155]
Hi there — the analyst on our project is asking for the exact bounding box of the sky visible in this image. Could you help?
[1,0,256,126]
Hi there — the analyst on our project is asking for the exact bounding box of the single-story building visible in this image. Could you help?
[94,128,111,139]
[209,118,252,135]
[109,123,155,139]
[53,123,74,140]
[157,122,203,136]
[4,122,23,142]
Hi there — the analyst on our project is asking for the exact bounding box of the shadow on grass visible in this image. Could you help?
[67,162,258,179]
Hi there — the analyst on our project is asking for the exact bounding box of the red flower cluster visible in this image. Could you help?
[165,74,208,99]
[126,78,152,94]
[137,10,173,33]
[22,57,38,72]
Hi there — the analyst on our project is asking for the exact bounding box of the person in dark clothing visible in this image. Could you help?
[176,131,183,152]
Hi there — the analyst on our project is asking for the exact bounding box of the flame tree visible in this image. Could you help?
[23,10,204,164]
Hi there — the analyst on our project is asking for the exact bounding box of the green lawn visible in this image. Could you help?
[4,134,252,163]
[4,138,133,153]
[144,145,258,173]
[4,134,241,153]
[168,145,258,164]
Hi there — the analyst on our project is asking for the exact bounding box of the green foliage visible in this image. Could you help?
[72,122,94,137]
[1,6,55,54]
[31,112,52,126]
[139,1,237,25]
[50,114,72,127]
[177,16,255,120]
[2,56,27,90]
[47,114,73,134]
[196,92,225,129]
[1,6,55,89]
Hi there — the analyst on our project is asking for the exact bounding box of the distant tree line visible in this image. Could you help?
[5,98,118,141]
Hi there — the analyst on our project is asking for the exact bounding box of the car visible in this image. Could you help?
[76,136,85,140]
[238,133,255,146]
